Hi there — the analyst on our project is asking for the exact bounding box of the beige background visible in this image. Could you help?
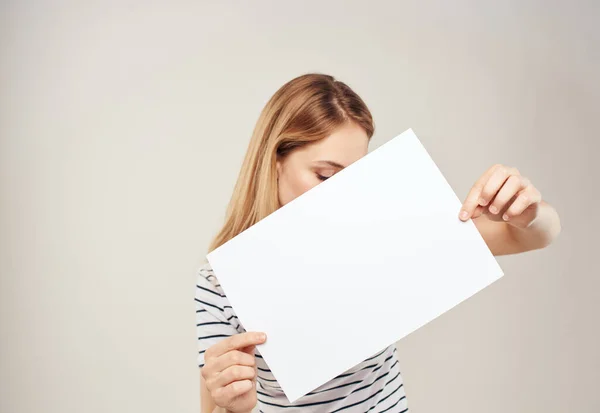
[1,1,598,412]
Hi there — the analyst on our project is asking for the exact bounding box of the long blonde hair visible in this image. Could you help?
[208,73,374,252]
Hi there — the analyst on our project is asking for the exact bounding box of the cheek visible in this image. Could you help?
[278,169,319,206]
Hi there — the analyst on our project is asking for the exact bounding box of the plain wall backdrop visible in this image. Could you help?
[1,1,598,412]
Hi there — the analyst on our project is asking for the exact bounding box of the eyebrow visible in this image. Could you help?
[315,160,346,169]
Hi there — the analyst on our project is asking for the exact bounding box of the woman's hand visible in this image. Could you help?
[201,332,267,413]
[457,163,561,255]
[459,164,542,228]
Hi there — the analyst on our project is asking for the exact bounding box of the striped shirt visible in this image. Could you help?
[195,262,409,412]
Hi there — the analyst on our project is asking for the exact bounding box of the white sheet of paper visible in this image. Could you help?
[207,128,504,402]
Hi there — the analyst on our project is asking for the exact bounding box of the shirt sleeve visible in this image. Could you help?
[195,269,240,368]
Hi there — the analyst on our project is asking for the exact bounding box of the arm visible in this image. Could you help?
[195,270,264,413]
[472,200,561,256]
[199,333,264,413]
[459,164,561,256]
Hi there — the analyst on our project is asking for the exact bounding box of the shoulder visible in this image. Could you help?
[195,262,244,332]
[196,262,225,295]
[194,263,242,367]
[195,262,235,313]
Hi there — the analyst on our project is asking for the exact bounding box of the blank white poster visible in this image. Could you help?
[207,128,504,402]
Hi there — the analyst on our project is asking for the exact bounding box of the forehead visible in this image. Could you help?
[294,123,369,167]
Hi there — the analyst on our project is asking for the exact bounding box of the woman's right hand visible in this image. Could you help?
[201,332,267,413]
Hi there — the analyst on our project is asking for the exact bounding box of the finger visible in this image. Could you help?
[488,175,525,215]
[472,205,486,219]
[212,379,254,407]
[480,166,519,206]
[240,344,256,355]
[460,165,499,220]
[213,365,257,389]
[207,350,256,374]
[503,187,541,221]
[206,332,266,359]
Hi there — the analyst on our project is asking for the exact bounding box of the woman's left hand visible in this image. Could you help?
[459,164,542,229]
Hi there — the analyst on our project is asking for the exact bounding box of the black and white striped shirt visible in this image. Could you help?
[195,262,409,412]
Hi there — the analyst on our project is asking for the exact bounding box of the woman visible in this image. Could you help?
[195,74,562,413]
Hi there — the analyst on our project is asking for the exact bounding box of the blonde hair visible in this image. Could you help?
[208,73,374,252]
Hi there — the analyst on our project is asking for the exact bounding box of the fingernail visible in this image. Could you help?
[489,206,498,214]
[502,214,509,221]
[259,333,266,341]
[479,198,488,206]
[460,210,468,220]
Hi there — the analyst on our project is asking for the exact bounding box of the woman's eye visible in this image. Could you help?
[317,172,334,181]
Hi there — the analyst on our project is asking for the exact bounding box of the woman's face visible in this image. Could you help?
[276,122,369,206]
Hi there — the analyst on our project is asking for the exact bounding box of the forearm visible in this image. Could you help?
[507,200,561,251]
